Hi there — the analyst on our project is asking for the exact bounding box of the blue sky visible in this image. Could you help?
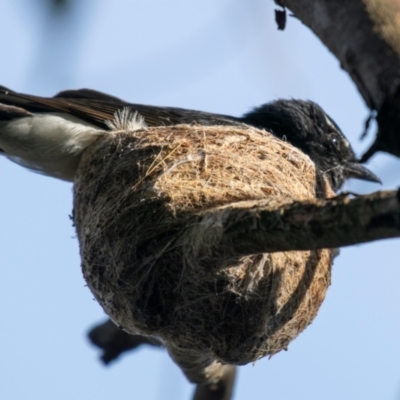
[1,1,400,399]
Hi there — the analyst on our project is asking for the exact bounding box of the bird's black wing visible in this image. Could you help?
[54,88,127,102]
[55,88,244,128]
[0,86,243,129]
[0,86,126,128]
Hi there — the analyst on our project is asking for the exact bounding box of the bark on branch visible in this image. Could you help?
[201,189,400,260]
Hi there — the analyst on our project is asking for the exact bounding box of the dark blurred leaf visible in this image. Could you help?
[275,8,287,30]
[88,319,163,365]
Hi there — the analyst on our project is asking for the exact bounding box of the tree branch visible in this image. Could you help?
[277,0,400,160]
[198,190,400,260]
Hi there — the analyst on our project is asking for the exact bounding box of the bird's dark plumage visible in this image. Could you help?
[242,100,381,190]
[0,85,380,189]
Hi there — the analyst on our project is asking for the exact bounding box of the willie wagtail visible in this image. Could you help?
[0,85,380,190]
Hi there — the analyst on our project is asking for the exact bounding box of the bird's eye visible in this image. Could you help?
[328,133,341,150]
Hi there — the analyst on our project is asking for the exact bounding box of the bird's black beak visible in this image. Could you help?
[344,161,381,184]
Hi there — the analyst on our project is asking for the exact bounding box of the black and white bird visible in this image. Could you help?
[0,86,380,190]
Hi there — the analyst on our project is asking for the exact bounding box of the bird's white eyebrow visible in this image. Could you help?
[324,114,337,131]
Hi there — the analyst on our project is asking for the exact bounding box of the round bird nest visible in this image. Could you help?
[73,124,334,379]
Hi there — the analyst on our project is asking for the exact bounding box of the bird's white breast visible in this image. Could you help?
[0,113,105,181]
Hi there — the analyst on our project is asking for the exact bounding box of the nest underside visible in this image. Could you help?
[74,124,334,365]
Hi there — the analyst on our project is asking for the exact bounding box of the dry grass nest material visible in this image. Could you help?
[74,124,334,369]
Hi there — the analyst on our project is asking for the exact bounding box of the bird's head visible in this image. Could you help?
[243,100,380,191]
